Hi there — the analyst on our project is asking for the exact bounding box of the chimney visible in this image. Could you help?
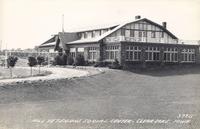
[135,15,141,20]
[162,22,167,29]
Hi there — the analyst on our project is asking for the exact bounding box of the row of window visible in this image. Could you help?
[123,23,162,31]
[125,46,196,62]
[105,46,119,50]
[80,29,109,39]
[69,46,196,62]
[121,29,164,38]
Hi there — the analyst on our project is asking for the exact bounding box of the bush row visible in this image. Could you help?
[54,53,122,69]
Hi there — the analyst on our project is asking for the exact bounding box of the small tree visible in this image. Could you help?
[28,56,37,76]
[37,56,45,74]
[7,56,18,78]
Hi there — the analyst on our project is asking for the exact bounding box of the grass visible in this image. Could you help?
[0,67,51,79]
[0,66,200,129]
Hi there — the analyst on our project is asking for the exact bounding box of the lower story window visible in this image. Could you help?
[164,53,178,62]
[88,47,97,61]
[88,51,97,61]
[145,52,160,61]
[70,48,76,58]
[181,48,195,62]
[182,53,195,62]
[126,46,141,61]
[70,52,76,58]
[105,45,119,61]
[106,51,119,60]
[145,47,160,61]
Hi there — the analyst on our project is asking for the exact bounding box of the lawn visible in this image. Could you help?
[0,67,51,79]
[0,66,200,129]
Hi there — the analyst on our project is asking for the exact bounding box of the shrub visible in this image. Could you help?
[54,55,64,65]
[37,56,45,74]
[108,59,122,69]
[67,55,74,65]
[94,58,106,67]
[75,54,85,66]
[7,56,18,77]
[61,53,68,65]
[37,56,45,65]
[28,56,37,76]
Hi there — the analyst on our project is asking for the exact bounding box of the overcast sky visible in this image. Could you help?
[0,0,200,49]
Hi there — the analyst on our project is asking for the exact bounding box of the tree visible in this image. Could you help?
[37,56,45,74]
[7,56,18,78]
[28,56,37,76]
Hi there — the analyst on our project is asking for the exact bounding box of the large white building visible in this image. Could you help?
[39,16,200,66]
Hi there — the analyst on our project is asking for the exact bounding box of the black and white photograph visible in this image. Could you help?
[0,0,200,129]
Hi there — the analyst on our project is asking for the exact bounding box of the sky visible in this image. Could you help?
[0,0,200,49]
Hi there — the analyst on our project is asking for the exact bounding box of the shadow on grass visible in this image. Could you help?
[125,64,200,77]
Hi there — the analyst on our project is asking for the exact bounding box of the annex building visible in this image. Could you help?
[38,16,200,66]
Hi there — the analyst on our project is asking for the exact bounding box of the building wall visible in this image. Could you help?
[66,41,199,67]
[68,43,100,62]
[120,42,198,67]
[104,20,178,44]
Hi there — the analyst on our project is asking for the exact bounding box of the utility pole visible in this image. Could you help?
[0,40,2,51]
[62,14,65,33]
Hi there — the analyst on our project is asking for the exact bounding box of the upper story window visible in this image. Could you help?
[151,25,156,31]
[92,31,95,38]
[84,32,87,38]
[138,31,146,37]
[121,29,125,36]
[143,31,147,37]
[125,30,130,37]
[161,32,164,38]
[151,32,156,38]
[139,24,144,30]
[139,31,142,37]
[130,30,134,37]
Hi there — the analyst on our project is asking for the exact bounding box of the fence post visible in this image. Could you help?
[5,50,8,68]
[48,52,50,67]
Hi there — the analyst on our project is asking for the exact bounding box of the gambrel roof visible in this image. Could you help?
[39,17,179,49]
[67,18,178,44]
